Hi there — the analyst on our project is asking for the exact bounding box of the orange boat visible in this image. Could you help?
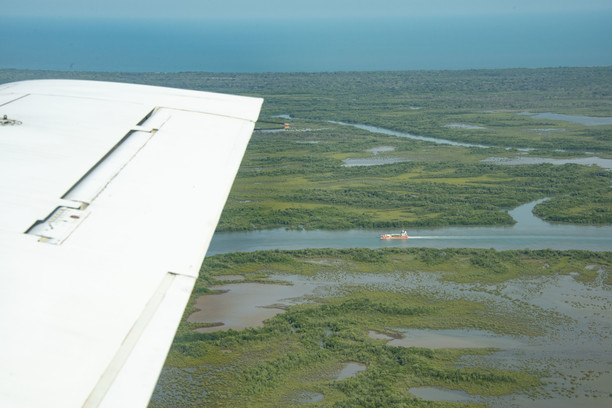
[380,230,409,240]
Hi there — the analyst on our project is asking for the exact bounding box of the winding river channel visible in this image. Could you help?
[169,117,612,408]
[199,200,612,407]
[208,200,612,255]
[213,116,612,255]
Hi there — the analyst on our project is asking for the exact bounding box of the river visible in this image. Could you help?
[329,121,490,148]
[159,116,612,407]
[207,200,612,255]
[212,114,612,255]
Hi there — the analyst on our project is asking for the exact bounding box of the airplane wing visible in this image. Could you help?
[0,80,262,407]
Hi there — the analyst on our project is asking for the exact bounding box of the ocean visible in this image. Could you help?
[1,12,611,72]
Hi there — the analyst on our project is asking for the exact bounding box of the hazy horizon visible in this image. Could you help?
[1,11,611,73]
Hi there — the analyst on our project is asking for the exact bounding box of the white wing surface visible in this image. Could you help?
[0,80,262,407]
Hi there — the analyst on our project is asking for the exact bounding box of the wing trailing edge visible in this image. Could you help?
[0,80,262,407]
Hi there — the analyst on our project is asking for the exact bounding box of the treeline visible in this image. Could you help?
[4,67,610,100]
[2,67,611,117]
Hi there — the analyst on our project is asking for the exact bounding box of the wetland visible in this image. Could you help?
[3,68,609,407]
[152,248,611,407]
[148,67,612,407]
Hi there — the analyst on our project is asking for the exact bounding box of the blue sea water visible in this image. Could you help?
[1,13,611,72]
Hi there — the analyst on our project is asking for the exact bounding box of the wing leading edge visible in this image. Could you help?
[0,80,262,407]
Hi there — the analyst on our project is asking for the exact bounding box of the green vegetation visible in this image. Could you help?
[150,248,610,407]
[199,247,609,283]
[155,296,538,407]
[2,67,611,228]
[533,189,612,224]
[3,68,610,406]
[218,137,611,230]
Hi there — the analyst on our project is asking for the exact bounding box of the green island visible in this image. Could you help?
[2,68,610,407]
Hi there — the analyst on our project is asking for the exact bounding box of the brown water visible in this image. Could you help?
[186,265,610,407]
[188,280,320,332]
[409,386,477,403]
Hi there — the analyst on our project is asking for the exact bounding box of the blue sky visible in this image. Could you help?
[4,0,612,19]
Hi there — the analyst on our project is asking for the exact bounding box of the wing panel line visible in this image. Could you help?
[83,272,178,408]
[0,93,30,107]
